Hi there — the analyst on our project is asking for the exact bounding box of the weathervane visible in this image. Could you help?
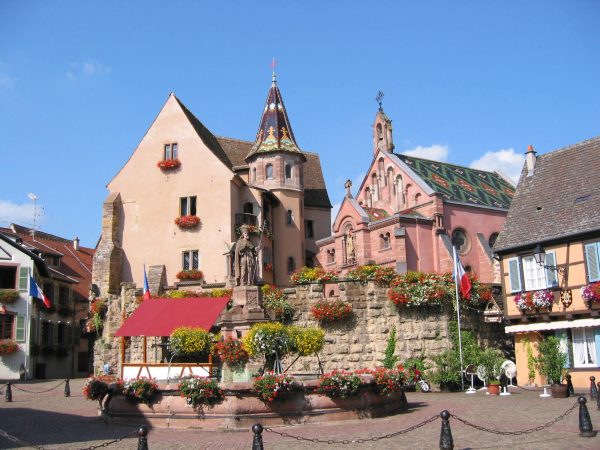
[375,90,384,111]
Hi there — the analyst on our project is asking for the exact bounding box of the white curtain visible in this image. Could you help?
[572,329,587,366]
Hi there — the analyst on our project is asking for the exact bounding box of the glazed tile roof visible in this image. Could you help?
[494,136,600,252]
[0,224,94,302]
[362,207,390,221]
[245,75,304,161]
[394,154,515,209]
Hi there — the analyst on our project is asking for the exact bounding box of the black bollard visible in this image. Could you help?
[439,410,454,450]
[597,382,600,411]
[64,379,70,397]
[5,382,12,402]
[136,426,149,450]
[566,374,574,397]
[578,396,597,437]
[590,376,597,399]
[252,423,264,450]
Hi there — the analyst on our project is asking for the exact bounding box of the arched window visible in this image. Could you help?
[371,173,378,201]
[252,167,257,182]
[285,164,292,179]
[265,164,273,179]
[488,232,499,249]
[387,167,394,189]
[380,233,391,250]
[376,123,383,140]
[365,187,372,207]
[287,257,296,274]
[451,228,470,254]
[327,248,336,263]
[378,157,385,178]
[286,209,294,225]
[395,175,403,199]
[414,193,422,205]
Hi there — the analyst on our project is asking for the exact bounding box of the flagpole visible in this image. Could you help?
[453,246,465,392]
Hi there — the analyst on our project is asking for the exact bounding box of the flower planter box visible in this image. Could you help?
[175,215,200,229]
[157,159,181,170]
[0,289,19,304]
[0,340,18,355]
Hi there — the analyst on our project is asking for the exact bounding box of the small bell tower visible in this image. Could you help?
[372,90,394,155]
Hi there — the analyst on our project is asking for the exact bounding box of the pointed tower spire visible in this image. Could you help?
[245,70,305,161]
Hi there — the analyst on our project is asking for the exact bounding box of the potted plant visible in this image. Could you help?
[478,348,504,395]
[178,377,224,408]
[122,378,158,405]
[0,339,19,356]
[0,289,20,304]
[536,336,568,398]
[175,215,201,229]
[310,299,353,322]
[253,371,296,402]
[157,158,181,170]
[317,370,362,398]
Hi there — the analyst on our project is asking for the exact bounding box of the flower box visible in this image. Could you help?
[175,215,200,229]
[581,282,600,304]
[176,269,203,281]
[514,289,554,311]
[310,299,353,322]
[0,289,19,304]
[253,372,296,403]
[157,159,181,170]
[0,340,18,355]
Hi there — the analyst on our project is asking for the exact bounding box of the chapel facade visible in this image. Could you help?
[316,106,515,283]
[92,74,331,295]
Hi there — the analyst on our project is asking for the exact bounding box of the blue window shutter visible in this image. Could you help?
[545,252,558,288]
[595,328,600,368]
[585,243,600,282]
[555,330,570,368]
[508,258,521,293]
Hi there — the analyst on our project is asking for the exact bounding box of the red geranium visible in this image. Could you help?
[175,215,200,228]
[157,159,181,170]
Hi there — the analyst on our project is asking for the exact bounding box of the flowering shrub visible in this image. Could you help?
[213,338,249,369]
[169,327,212,356]
[388,272,453,306]
[122,378,158,404]
[464,275,493,306]
[345,265,379,283]
[0,289,19,303]
[176,269,204,281]
[317,370,362,398]
[290,267,338,285]
[178,377,224,408]
[371,367,406,396]
[157,159,181,170]
[242,322,293,358]
[261,284,294,321]
[581,282,600,303]
[175,215,201,229]
[0,340,18,355]
[210,288,233,299]
[288,327,325,356]
[373,267,398,285]
[83,376,109,400]
[253,372,296,402]
[235,224,260,236]
[514,289,554,310]
[310,299,353,322]
[90,298,107,315]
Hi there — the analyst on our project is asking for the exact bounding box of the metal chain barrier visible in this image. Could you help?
[10,380,66,394]
[0,427,46,449]
[451,399,578,436]
[265,413,439,444]
[76,432,132,450]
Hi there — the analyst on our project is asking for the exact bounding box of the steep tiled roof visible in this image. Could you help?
[494,136,600,252]
[216,136,250,168]
[1,225,94,302]
[245,76,304,161]
[394,154,515,209]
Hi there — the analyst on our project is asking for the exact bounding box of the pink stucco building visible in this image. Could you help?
[316,108,515,283]
[92,74,331,294]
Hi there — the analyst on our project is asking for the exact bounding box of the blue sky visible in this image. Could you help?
[1,1,599,247]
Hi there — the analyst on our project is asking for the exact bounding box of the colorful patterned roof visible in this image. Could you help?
[362,207,390,221]
[246,74,305,161]
[395,154,515,209]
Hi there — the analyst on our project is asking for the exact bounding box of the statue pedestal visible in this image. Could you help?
[232,285,262,312]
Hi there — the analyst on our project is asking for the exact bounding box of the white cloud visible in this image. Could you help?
[469,148,524,184]
[66,59,111,80]
[0,200,41,226]
[402,144,449,162]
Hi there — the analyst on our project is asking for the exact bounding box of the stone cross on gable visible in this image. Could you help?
[344,179,353,198]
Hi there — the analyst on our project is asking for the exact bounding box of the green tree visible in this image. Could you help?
[383,326,398,369]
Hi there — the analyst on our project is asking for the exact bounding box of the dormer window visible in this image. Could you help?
[44,255,60,267]
[164,143,178,160]
[265,164,274,180]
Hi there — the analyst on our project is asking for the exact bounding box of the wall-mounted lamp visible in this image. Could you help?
[533,244,567,275]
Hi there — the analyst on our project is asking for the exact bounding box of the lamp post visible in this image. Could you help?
[532,244,567,276]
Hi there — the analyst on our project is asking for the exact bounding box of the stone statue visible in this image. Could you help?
[346,232,356,260]
[234,225,257,286]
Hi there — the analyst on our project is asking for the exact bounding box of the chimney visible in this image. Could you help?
[73,236,80,251]
[525,145,537,177]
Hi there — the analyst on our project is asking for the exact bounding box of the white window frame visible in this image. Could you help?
[180,196,197,217]
[182,250,200,271]
[507,251,558,293]
[571,327,597,368]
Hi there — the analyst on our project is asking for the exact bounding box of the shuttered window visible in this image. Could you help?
[18,267,29,291]
[507,258,521,293]
[508,251,558,293]
[584,242,600,282]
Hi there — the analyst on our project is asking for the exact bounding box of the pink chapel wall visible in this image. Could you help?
[107,95,236,288]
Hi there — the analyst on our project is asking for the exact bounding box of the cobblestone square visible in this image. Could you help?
[1,379,600,449]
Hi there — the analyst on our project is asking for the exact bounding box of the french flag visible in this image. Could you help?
[29,276,52,309]
[453,247,472,300]
[143,265,151,301]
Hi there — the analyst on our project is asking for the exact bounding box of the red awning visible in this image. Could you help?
[114,297,229,337]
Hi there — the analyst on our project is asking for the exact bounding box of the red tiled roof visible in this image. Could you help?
[1,224,94,302]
